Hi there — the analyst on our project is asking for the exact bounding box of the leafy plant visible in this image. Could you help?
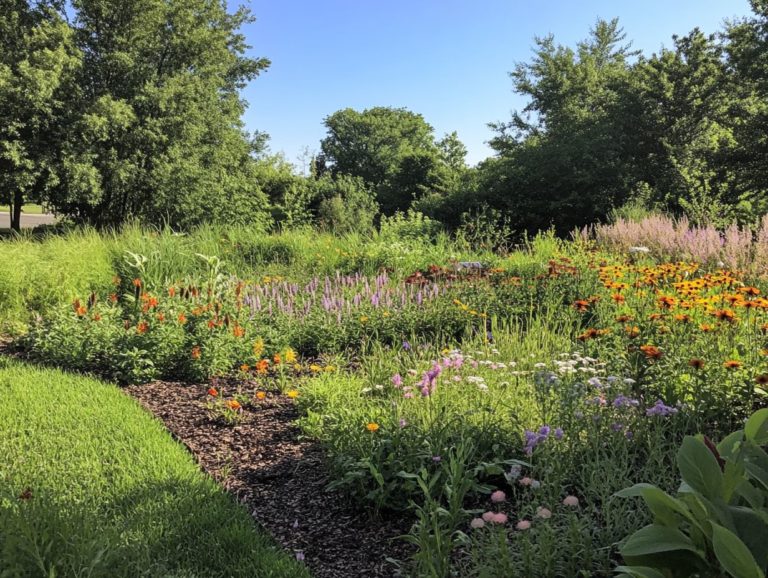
[616,408,768,578]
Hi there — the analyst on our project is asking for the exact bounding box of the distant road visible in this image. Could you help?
[0,212,57,229]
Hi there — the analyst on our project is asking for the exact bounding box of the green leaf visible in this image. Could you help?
[718,430,745,459]
[615,483,660,498]
[614,566,669,578]
[641,487,694,527]
[746,409,768,445]
[677,436,723,500]
[621,524,703,558]
[711,523,765,578]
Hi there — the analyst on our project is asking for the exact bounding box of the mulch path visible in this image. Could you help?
[124,381,411,578]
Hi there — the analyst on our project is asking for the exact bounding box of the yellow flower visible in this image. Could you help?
[253,338,265,357]
[255,391,266,400]
[366,422,380,432]
[309,364,322,373]
[284,348,297,364]
[324,365,336,372]
[286,390,299,399]
[360,315,369,323]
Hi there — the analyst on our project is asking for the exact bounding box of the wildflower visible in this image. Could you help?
[700,323,715,332]
[286,390,299,399]
[240,364,250,372]
[516,520,532,530]
[646,399,678,417]
[491,513,508,524]
[724,360,742,370]
[366,422,379,432]
[713,309,737,323]
[168,286,176,297]
[563,495,580,507]
[295,551,305,562]
[207,387,218,397]
[253,338,265,357]
[132,278,142,288]
[391,373,403,388]
[324,365,336,372]
[554,427,564,440]
[109,293,118,303]
[535,507,552,519]
[137,321,149,334]
[688,358,705,369]
[470,517,485,529]
[191,346,201,360]
[530,480,541,489]
[233,326,245,338]
[256,391,266,400]
[177,313,187,324]
[519,477,533,486]
[227,400,242,411]
[491,490,506,503]
[639,345,663,360]
[76,305,88,316]
[482,511,495,523]
[309,364,322,373]
[284,348,297,364]
[432,455,442,463]
[256,359,270,374]
[399,418,407,428]
[273,353,282,365]
[402,340,411,351]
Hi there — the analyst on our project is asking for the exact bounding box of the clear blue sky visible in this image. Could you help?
[240,0,752,168]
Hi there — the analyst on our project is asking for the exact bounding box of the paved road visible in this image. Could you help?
[0,212,58,229]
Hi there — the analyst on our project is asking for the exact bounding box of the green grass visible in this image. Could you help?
[0,358,309,578]
[0,204,45,214]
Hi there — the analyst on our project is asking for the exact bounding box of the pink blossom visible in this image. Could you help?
[482,511,495,523]
[490,490,506,503]
[470,517,485,529]
[535,507,552,519]
[519,477,533,486]
[563,495,580,507]
[491,512,508,524]
[515,520,531,530]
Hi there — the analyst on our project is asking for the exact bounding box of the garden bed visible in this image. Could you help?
[125,380,411,577]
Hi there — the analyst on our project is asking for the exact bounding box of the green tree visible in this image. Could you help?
[0,0,79,232]
[49,0,271,229]
[320,106,455,214]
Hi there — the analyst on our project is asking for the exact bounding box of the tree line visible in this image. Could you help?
[2,0,768,237]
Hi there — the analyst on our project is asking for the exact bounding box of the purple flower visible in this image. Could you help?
[554,427,564,440]
[432,455,442,463]
[646,399,678,417]
[391,373,403,388]
[399,418,408,428]
[402,340,411,351]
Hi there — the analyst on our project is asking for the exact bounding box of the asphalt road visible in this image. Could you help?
[0,212,57,229]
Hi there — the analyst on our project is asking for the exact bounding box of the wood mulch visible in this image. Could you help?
[124,380,411,578]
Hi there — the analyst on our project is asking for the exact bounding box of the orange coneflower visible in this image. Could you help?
[640,345,663,360]
[76,305,88,317]
[573,300,591,312]
[713,309,737,323]
[700,324,715,333]
[92,313,102,322]
[674,314,691,323]
[577,328,599,341]
[616,314,634,323]
[688,358,705,370]
[625,325,641,338]
[724,360,742,370]
[611,293,626,304]
[739,286,760,296]
[761,323,768,335]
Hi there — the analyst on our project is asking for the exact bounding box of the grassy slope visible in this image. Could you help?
[0,358,308,578]
[0,204,45,214]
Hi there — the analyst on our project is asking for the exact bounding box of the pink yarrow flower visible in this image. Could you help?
[470,517,485,529]
[491,512,508,524]
[563,495,580,507]
[516,520,531,530]
[490,490,506,503]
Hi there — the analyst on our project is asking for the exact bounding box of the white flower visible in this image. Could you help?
[629,246,650,254]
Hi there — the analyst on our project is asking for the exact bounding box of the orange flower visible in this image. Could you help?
[739,286,760,296]
[699,324,715,332]
[191,346,201,360]
[723,360,742,370]
[366,422,380,432]
[657,295,676,309]
[611,293,625,304]
[177,313,187,325]
[256,359,270,374]
[712,309,736,323]
[227,400,242,411]
[255,391,266,400]
[673,314,691,323]
[273,353,282,365]
[616,314,634,323]
[76,305,88,317]
[573,300,590,312]
[168,286,177,297]
[109,293,118,303]
[639,345,663,360]
[137,321,149,334]
[688,358,705,369]
[240,364,250,372]
[577,328,599,341]
[625,325,640,338]
[132,278,142,288]
[92,313,102,322]
[232,325,245,338]
[207,387,218,397]
[156,312,165,322]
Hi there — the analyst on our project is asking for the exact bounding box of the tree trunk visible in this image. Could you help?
[10,190,23,233]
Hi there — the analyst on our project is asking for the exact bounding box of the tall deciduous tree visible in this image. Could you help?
[0,0,79,232]
[51,0,271,228]
[320,106,457,214]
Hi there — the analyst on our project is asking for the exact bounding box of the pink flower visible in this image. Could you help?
[563,495,580,507]
[515,520,531,530]
[519,477,533,486]
[491,512,508,524]
[470,517,485,529]
[490,490,506,503]
[481,511,495,523]
[536,507,552,519]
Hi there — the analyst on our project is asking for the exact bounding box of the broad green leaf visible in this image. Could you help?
[745,409,768,445]
[722,460,747,502]
[642,487,694,527]
[677,436,723,500]
[711,523,765,578]
[621,524,703,558]
[615,483,660,498]
[614,566,668,578]
[718,430,744,459]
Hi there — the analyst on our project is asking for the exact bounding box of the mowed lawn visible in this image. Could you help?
[0,358,308,578]
[0,204,45,214]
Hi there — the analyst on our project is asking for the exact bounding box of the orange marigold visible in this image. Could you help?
[227,400,242,411]
[639,345,663,360]
[366,422,380,432]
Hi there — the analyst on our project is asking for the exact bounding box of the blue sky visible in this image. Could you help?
[240,0,753,168]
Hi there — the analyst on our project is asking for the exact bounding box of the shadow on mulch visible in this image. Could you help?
[125,381,412,578]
